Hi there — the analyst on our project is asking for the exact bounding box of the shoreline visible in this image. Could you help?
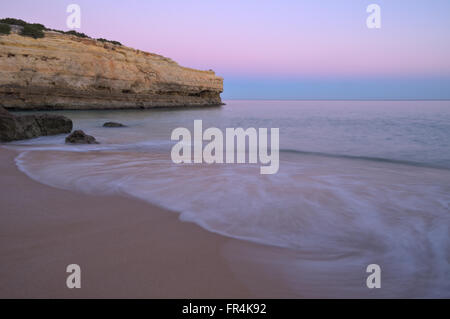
[0,146,289,298]
[2,103,225,112]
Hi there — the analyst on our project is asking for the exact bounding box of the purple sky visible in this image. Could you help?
[2,0,450,99]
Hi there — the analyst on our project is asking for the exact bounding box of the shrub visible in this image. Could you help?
[97,38,122,46]
[65,30,89,38]
[46,28,64,33]
[0,18,28,26]
[30,23,45,29]
[0,23,11,35]
[20,24,45,39]
[1,17,121,45]
[0,18,47,38]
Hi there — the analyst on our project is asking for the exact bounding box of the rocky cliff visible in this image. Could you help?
[0,106,72,142]
[0,30,223,110]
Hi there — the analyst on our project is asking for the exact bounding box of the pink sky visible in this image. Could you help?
[2,0,450,98]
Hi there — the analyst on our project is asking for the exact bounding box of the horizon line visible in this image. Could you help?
[223,98,450,101]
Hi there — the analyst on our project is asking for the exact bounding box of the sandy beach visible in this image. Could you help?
[0,146,282,298]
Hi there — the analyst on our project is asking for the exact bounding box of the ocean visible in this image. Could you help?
[6,100,450,297]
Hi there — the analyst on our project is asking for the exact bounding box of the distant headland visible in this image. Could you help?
[0,18,223,110]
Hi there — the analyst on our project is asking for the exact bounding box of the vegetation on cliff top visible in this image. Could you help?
[97,38,122,46]
[0,17,121,45]
[0,23,11,35]
[20,24,45,39]
[0,18,29,27]
[45,29,90,38]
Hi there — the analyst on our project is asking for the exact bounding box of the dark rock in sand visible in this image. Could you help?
[0,106,72,142]
[103,122,127,128]
[0,107,16,142]
[65,130,99,144]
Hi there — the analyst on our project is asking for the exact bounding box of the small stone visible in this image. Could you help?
[103,122,126,127]
[65,130,99,144]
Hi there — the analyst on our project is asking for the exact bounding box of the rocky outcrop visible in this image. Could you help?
[0,30,223,110]
[103,122,126,127]
[0,106,72,142]
[65,130,98,144]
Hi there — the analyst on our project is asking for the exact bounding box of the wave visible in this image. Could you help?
[280,148,450,170]
[9,141,450,298]
[4,139,174,153]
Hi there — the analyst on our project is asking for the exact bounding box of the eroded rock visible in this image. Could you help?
[103,122,126,127]
[65,130,98,144]
[0,106,72,142]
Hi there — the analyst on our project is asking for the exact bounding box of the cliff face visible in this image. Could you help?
[0,31,223,110]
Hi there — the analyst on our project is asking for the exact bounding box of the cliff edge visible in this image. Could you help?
[0,27,223,110]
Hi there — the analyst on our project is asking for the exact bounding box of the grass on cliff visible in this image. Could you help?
[57,29,89,38]
[20,24,45,39]
[0,23,11,35]
[0,17,122,45]
[96,38,122,46]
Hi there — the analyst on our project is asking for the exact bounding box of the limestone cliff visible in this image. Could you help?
[0,30,223,110]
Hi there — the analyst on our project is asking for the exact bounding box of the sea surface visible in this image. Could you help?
[6,100,450,297]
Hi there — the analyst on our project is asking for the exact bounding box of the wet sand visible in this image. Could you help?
[0,146,287,298]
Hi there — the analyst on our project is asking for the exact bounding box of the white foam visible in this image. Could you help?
[11,146,450,297]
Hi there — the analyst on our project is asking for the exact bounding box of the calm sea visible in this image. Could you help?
[7,100,450,297]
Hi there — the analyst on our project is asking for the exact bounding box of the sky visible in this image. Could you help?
[2,0,450,99]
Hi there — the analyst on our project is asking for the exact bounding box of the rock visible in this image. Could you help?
[0,106,72,142]
[65,130,98,144]
[0,106,9,115]
[103,122,126,127]
[0,107,17,142]
[0,29,223,110]
[33,114,73,135]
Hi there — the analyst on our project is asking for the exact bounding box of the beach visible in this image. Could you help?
[1,100,450,298]
[1,2,450,302]
[0,146,272,298]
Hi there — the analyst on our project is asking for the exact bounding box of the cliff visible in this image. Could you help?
[0,29,223,110]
